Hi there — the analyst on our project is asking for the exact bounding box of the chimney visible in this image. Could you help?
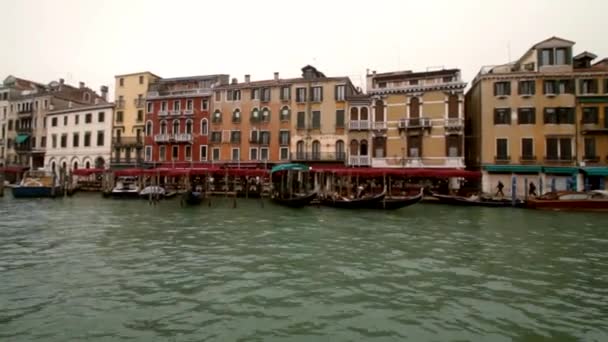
[100,85,108,101]
[231,78,238,85]
[59,78,65,85]
[372,70,376,75]
[68,101,73,108]
[366,68,370,75]
[79,82,85,89]
[245,74,251,83]
[274,72,279,80]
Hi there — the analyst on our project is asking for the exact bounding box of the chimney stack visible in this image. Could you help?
[59,78,65,85]
[79,82,85,89]
[231,78,238,85]
[274,72,279,80]
[68,101,73,108]
[245,74,251,83]
[372,70,376,75]
[100,86,108,101]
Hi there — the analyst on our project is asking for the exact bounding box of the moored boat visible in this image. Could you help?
[11,170,62,198]
[111,176,140,198]
[270,163,316,208]
[271,192,317,208]
[526,190,608,211]
[139,185,166,199]
[431,192,525,208]
[375,189,423,210]
[321,191,386,209]
[182,190,203,205]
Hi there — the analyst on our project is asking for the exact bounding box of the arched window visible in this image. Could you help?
[73,161,78,170]
[335,140,345,160]
[312,140,321,160]
[262,107,270,122]
[62,161,67,171]
[232,109,241,123]
[172,120,180,134]
[409,97,420,118]
[200,118,208,135]
[212,110,222,123]
[374,100,384,122]
[251,108,260,122]
[185,119,193,134]
[51,161,56,174]
[145,120,153,136]
[350,139,359,156]
[361,107,369,121]
[85,161,90,169]
[296,140,305,159]
[95,157,105,169]
[360,139,368,156]
[350,107,359,121]
[160,120,167,134]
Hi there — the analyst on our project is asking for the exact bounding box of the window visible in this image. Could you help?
[145,146,152,161]
[75,115,79,125]
[250,148,258,160]
[185,120,193,134]
[161,101,168,111]
[211,131,222,143]
[280,147,289,160]
[580,79,598,94]
[227,90,241,101]
[146,102,153,113]
[540,49,553,66]
[85,113,92,123]
[582,107,599,124]
[84,132,91,147]
[97,131,104,146]
[250,130,259,143]
[312,140,321,159]
[584,138,596,159]
[558,80,574,94]
[185,145,192,161]
[172,120,179,134]
[116,111,123,123]
[447,95,459,118]
[159,146,166,161]
[212,148,220,161]
[136,110,143,122]
[51,117,57,127]
[521,138,534,159]
[494,108,511,125]
[31,137,36,149]
[251,88,260,100]
[517,108,536,124]
[280,86,291,101]
[261,88,271,102]
[446,135,460,157]
[280,107,290,121]
[260,147,269,161]
[496,138,508,159]
[335,110,345,128]
[73,133,79,147]
[41,136,46,148]
[212,110,222,123]
[200,145,208,161]
[296,88,306,102]
[172,146,179,160]
[160,121,167,134]
[559,138,572,160]
[60,134,67,148]
[335,85,345,101]
[311,87,323,102]
[279,131,290,145]
[260,131,270,145]
[139,75,144,84]
[546,137,572,160]
[183,99,192,111]
[336,140,345,159]
[543,107,574,124]
[555,48,567,65]
[202,99,209,110]
[173,100,181,111]
[232,109,241,123]
[494,81,511,96]
[261,108,270,122]
[98,111,105,122]
[312,111,321,129]
[215,91,221,102]
[297,111,305,129]
[518,80,535,95]
[231,131,241,143]
[231,148,240,161]
[377,82,387,88]
[64,116,68,126]
[200,119,208,135]
[407,135,421,157]
[119,78,124,87]
[51,134,57,148]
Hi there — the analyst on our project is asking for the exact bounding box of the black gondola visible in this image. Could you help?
[182,190,203,206]
[271,192,317,208]
[375,189,423,210]
[431,192,525,208]
[321,191,386,209]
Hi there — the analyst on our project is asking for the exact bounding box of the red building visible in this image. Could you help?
[144,75,229,166]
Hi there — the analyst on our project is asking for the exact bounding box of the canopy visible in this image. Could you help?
[15,134,30,144]
[114,168,144,177]
[312,167,481,179]
[270,163,310,174]
[543,167,578,175]
[582,167,608,177]
[484,165,542,173]
[0,166,29,173]
[72,168,105,176]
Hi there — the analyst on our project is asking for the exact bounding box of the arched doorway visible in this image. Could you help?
[360,139,368,156]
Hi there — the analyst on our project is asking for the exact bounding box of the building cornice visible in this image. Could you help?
[368,82,467,95]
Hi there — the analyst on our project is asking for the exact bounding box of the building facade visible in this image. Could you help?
[144,74,229,165]
[0,88,8,166]
[113,72,161,167]
[365,69,466,168]
[465,37,608,196]
[44,103,114,173]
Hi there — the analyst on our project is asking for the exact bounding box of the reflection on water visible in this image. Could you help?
[1,194,608,341]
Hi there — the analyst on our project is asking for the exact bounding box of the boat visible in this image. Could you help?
[526,190,608,211]
[182,190,203,205]
[110,176,140,198]
[375,189,423,210]
[11,170,62,198]
[271,192,317,208]
[321,191,386,209]
[431,192,525,207]
[139,185,166,199]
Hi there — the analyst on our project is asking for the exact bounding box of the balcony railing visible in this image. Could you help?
[445,118,464,130]
[544,156,574,163]
[183,109,194,116]
[290,152,346,162]
[16,127,33,134]
[134,99,145,108]
[371,156,464,168]
[18,108,33,116]
[158,110,168,116]
[348,121,371,130]
[112,137,144,147]
[372,121,387,130]
[170,110,181,116]
[494,155,511,163]
[519,155,537,162]
[116,99,125,109]
[583,155,600,163]
[399,117,432,129]
[348,155,371,166]
[174,133,192,143]
[154,134,172,143]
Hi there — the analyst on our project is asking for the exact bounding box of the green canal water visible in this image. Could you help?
[1,193,608,341]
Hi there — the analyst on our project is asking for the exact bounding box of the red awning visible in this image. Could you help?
[114,168,144,176]
[0,166,29,173]
[72,168,105,176]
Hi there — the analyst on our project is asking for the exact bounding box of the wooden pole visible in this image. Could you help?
[207,171,212,207]
[233,174,237,208]
[0,171,4,197]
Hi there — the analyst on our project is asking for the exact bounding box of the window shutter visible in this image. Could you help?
[592,79,598,93]
[320,87,323,102]
[566,47,572,65]
[568,108,575,123]
[517,81,522,95]
[494,83,498,96]
[506,82,511,95]
[531,81,536,95]
[334,85,338,100]
[493,109,499,124]
[531,108,536,124]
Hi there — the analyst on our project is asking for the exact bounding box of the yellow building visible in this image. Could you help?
[113,71,160,166]
[466,37,608,195]
[364,69,466,168]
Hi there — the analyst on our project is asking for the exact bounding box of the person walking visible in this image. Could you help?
[529,181,537,197]
[496,180,505,197]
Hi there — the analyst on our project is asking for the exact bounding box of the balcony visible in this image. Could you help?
[158,110,168,117]
[445,118,464,132]
[399,118,432,130]
[16,126,33,134]
[18,108,33,116]
[146,88,212,99]
[170,110,181,116]
[348,155,371,166]
[116,99,125,109]
[154,134,172,143]
[494,155,511,164]
[174,133,192,143]
[348,120,371,130]
[290,152,346,162]
[111,158,144,167]
[371,157,464,168]
[133,99,145,108]
[183,109,194,116]
[583,155,600,163]
[580,122,608,135]
[544,156,574,163]
[112,136,144,147]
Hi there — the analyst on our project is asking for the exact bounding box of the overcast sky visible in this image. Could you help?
[2,0,607,98]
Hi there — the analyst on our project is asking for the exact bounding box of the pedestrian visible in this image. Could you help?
[496,180,505,197]
[529,181,537,197]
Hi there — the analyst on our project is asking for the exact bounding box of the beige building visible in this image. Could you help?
[466,36,608,195]
[364,69,466,168]
[113,72,160,166]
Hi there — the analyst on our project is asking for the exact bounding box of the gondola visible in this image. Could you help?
[431,192,525,208]
[375,189,423,210]
[271,192,317,208]
[321,191,386,209]
[182,190,203,206]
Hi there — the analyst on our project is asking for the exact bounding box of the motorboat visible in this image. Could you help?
[11,170,62,198]
[526,190,608,211]
[111,176,140,198]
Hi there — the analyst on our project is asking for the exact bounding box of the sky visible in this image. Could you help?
[2,0,607,98]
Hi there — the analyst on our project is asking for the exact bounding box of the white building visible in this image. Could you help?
[45,103,114,173]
